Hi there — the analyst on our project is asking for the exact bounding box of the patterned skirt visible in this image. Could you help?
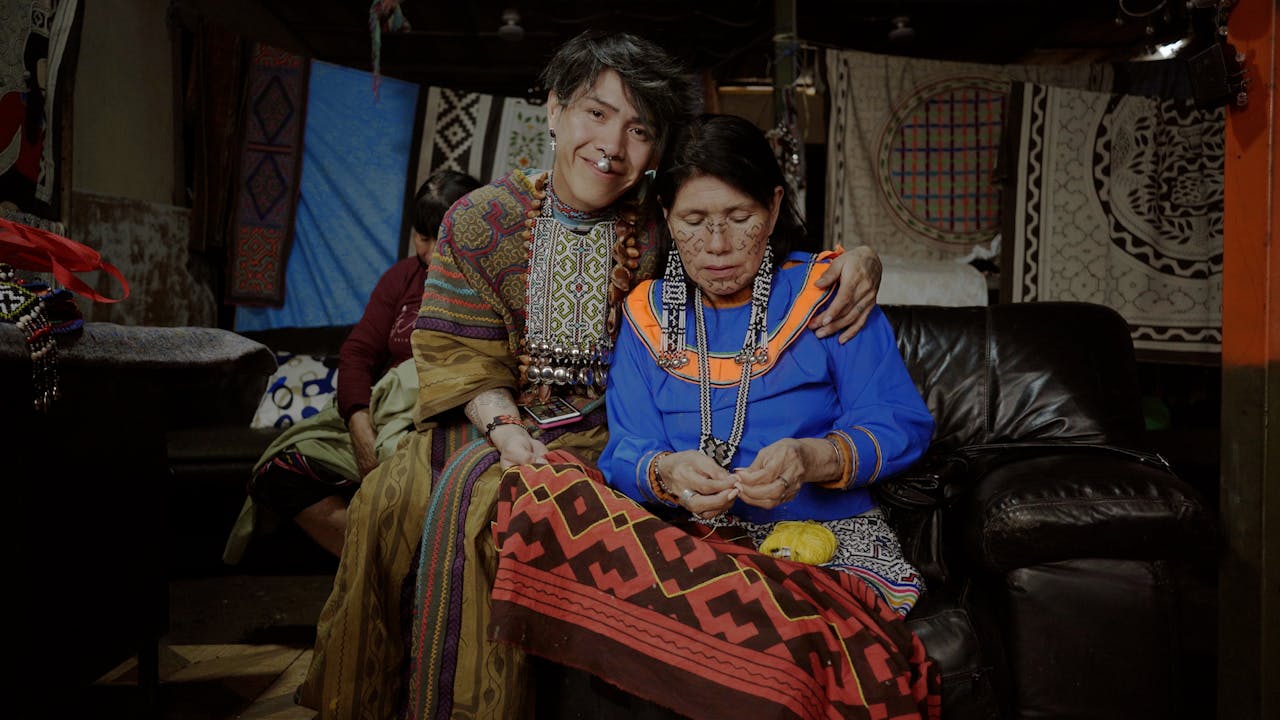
[490,460,940,720]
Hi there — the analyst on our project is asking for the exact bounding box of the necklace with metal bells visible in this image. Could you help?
[595,151,611,172]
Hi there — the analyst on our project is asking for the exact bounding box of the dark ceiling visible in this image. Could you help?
[177,0,1200,99]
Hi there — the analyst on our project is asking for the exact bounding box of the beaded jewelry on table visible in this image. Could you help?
[0,263,82,411]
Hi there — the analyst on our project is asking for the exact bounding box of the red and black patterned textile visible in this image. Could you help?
[225,43,309,306]
[491,463,940,720]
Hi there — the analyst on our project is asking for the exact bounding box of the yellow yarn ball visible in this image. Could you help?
[759,521,838,565]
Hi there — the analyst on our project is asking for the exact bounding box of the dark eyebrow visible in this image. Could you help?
[582,94,644,127]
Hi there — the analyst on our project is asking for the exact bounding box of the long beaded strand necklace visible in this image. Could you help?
[662,249,775,469]
[518,172,641,403]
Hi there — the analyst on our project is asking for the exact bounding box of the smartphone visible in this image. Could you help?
[521,396,584,429]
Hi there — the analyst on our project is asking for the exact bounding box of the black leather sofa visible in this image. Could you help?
[537,301,1213,720]
[880,301,1212,720]
[146,302,1212,719]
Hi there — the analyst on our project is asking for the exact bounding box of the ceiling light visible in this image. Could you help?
[1134,38,1189,60]
[498,8,524,42]
[888,16,915,42]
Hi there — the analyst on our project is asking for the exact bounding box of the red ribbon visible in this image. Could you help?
[0,217,130,303]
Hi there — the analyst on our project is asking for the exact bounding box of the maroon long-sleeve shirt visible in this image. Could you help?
[336,256,427,421]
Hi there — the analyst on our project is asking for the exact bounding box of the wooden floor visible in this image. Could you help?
[67,573,334,720]
[74,643,316,719]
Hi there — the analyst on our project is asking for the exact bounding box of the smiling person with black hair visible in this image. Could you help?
[489,114,938,720]
[299,31,887,719]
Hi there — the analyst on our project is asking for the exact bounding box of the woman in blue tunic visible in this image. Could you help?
[601,113,935,613]
[489,114,939,720]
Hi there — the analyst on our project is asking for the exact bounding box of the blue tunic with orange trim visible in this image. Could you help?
[601,251,935,525]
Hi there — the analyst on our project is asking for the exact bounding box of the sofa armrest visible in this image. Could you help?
[876,455,971,587]
[949,446,1208,573]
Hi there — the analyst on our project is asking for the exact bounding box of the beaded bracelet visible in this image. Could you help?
[483,414,524,439]
[648,451,680,506]
[821,433,854,490]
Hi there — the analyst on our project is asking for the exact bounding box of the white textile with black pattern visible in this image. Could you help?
[1001,81,1223,359]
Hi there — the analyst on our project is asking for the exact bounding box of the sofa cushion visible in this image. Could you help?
[884,303,1144,452]
[906,591,998,720]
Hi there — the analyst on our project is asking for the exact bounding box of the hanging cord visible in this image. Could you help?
[369,0,411,100]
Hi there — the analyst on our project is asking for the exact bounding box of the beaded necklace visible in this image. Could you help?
[518,172,641,403]
[0,263,61,412]
[661,249,775,469]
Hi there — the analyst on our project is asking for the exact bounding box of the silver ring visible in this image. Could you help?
[681,488,695,501]
[778,476,791,489]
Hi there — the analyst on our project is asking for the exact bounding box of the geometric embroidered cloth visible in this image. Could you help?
[823,48,1112,263]
[1001,82,1223,360]
[235,62,418,331]
[414,85,550,187]
[225,44,310,306]
[490,463,940,720]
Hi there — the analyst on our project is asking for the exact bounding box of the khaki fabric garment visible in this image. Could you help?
[224,359,419,566]
[295,430,437,718]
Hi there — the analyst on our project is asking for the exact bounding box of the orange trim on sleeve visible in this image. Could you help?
[852,426,883,485]
[816,431,854,490]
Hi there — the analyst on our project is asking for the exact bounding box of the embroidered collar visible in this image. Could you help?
[639,253,831,385]
[518,171,640,404]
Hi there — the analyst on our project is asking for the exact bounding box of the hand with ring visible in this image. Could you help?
[658,450,737,517]
[731,438,818,509]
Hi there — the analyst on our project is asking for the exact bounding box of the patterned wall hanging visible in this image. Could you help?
[824,48,1112,263]
[413,85,550,189]
[225,43,310,307]
[0,0,79,217]
[235,61,417,332]
[1001,81,1223,359]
